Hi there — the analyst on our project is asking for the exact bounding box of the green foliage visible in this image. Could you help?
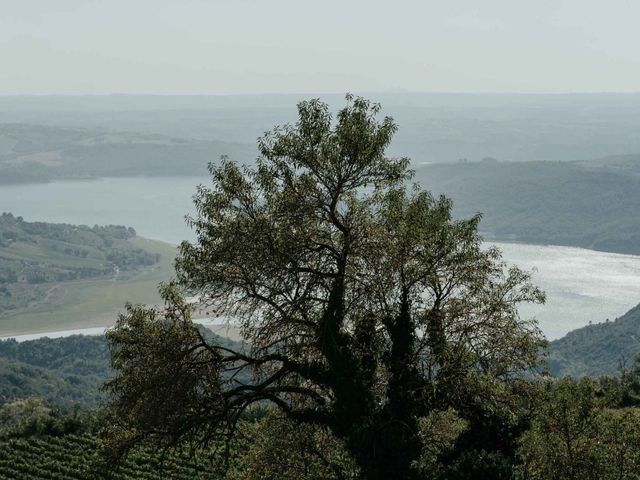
[517,378,640,480]
[101,293,233,461]
[619,355,640,406]
[0,405,348,480]
[0,397,94,440]
[594,355,640,408]
[227,410,358,480]
[431,379,544,480]
[0,211,157,273]
[4,387,639,480]
[104,96,545,480]
[414,408,469,477]
[0,335,110,376]
[0,335,111,409]
[0,397,56,438]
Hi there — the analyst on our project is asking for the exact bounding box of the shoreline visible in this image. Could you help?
[0,317,243,343]
[2,175,638,257]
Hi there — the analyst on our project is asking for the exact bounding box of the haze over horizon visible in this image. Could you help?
[2,0,640,95]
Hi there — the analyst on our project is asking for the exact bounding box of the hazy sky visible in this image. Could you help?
[2,0,639,95]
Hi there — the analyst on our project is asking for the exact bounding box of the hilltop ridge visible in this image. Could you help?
[549,303,640,377]
[0,123,254,184]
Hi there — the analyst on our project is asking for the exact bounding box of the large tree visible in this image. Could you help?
[103,96,545,480]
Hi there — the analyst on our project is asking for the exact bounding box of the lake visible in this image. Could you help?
[1,176,640,340]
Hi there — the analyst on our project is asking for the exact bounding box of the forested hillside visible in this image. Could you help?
[0,336,110,409]
[415,159,640,254]
[549,303,640,377]
[0,330,243,409]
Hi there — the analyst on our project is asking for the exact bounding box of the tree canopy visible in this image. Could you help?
[103,96,545,480]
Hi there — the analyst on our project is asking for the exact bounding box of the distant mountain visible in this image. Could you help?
[414,158,640,255]
[4,93,640,164]
[0,123,255,184]
[576,153,640,177]
[549,303,640,377]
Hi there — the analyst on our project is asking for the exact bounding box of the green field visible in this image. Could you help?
[0,237,177,336]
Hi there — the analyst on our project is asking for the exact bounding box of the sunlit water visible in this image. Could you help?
[1,177,639,340]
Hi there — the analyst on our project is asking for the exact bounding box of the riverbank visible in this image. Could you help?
[0,318,243,343]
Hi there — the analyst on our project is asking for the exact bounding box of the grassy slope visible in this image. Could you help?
[0,237,176,336]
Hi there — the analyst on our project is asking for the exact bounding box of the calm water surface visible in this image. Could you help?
[1,177,640,340]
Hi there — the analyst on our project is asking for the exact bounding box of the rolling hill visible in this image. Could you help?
[549,303,640,377]
[415,158,640,255]
[0,213,177,336]
[4,93,640,164]
[0,335,110,409]
[0,330,244,410]
[0,123,255,184]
